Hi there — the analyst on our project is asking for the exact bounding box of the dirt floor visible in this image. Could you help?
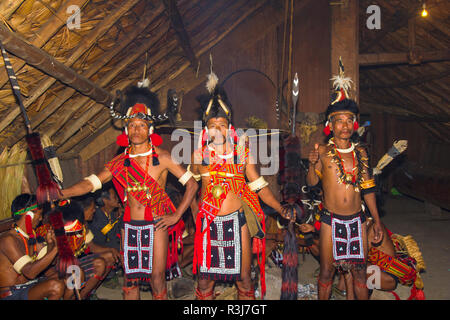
[95,194,450,300]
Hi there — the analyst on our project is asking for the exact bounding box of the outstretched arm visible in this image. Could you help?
[61,167,112,199]
[154,152,199,231]
[245,157,294,221]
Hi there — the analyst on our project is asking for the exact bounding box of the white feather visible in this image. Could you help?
[138,78,150,88]
[206,72,219,93]
[331,75,353,91]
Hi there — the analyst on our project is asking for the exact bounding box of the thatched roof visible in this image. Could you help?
[0,0,448,157]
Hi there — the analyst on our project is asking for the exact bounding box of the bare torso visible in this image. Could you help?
[195,149,244,216]
[0,231,45,288]
[319,144,362,215]
[125,147,170,220]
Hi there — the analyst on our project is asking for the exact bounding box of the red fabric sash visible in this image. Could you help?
[105,152,184,273]
[105,153,176,221]
[192,145,266,296]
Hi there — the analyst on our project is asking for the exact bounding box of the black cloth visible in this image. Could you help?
[88,207,121,250]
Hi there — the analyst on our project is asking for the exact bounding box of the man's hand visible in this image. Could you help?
[109,248,121,264]
[308,143,319,166]
[372,220,384,244]
[46,228,56,250]
[299,223,315,233]
[154,214,181,231]
[280,204,296,222]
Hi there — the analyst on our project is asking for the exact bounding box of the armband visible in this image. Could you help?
[13,255,33,274]
[248,176,269,193]
[178,170,194,186]
[84,174,102,193]
[187,165,201,181]
[36,245,48,260]
[314,169,323,180]
[85,230,94,244]
[360,178,376,195]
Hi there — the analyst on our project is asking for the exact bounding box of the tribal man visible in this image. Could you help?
[61,84,198,300]
[307,59,383,300]
[188,72,295,300]
[0,194,65,300]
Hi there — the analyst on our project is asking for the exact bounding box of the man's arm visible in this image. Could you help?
[154,151,199,231]
[306,143,322,186]
[3,231,58,280]
[61,167,112,199]
[245,155,293,221]
[359,147,383,242]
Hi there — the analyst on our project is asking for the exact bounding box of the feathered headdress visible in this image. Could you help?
[198,71,233,124]
[110,82,166,163]
[323,57,359,136]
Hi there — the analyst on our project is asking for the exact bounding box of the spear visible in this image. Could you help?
[0,40,76,277]
[291,73,299,136]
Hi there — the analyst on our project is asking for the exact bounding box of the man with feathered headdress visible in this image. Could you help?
[186,70,294,300]
[306,58,383,300]
[61,84,198,300]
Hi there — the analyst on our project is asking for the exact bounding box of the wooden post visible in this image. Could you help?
[330,0,359,104]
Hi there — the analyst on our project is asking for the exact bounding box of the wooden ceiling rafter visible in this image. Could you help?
[0,0,90,91]
[63,0,285,159]
[0,0,141,135]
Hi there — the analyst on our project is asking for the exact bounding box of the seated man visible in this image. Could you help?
[75,195,121,271]
[59,201,109,299]
[90,184,122,252]
[0,194,65,300]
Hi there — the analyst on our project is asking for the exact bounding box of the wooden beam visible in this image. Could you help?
[0,0,140,134]
[0,0,25,20]
[359,50,450,66]
[52,22,171,147]
[0,0,90,91]
[162,0,198,69]
[331,0,359,103]
[360,69,450,89]
[361,102,450,123]
[72,0,298,160]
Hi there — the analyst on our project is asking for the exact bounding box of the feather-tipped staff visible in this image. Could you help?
[0,40,60,203]
[0,40,77,278]
[279,73,303,300]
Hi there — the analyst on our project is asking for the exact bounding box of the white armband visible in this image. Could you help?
[85,230,94,244]
[84,174,102,193]
[248,176,269,192]
[178,171,194,186]
[13,255,33,274]
[36,246,48,260]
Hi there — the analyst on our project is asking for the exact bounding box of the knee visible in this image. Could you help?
[48,279,65,296]
[93,258,106,275]
[319,265,334,281]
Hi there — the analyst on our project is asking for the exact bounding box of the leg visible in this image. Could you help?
[27,279,65,300]
[151,227,169,299]
[343,271,355,300]
[318,222,335,300]
[351,221,369,300]
[196,278,215,300]
[235,223,254,300]
[379,272,397,291]
[79,256,107,299]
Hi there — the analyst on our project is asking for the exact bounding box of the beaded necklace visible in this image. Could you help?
[14,226,37,258]
[328,138,364,192]
[125,146,151,199]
